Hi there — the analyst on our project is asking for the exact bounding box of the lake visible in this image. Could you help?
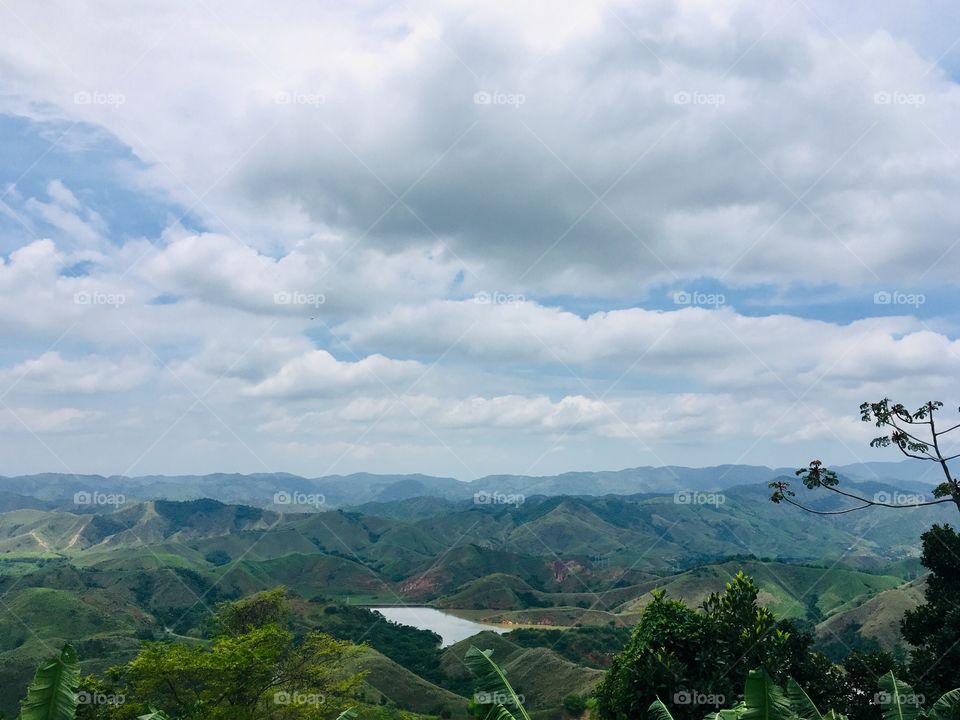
[369,606,508,647]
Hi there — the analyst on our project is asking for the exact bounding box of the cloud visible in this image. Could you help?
[4,1,960,293]
[0,1,958,476]
[0,406,102,434]
[244,350,423,399]
[0,351,152,394]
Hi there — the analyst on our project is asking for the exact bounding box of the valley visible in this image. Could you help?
[0,462,947,718]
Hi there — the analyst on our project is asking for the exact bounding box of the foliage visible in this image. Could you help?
[505,626,631,668]
[562,694,587,716]
[594,573,843,720]
[770,399,960,514]
[99,588,364,719]
[312,604,443,683]
[901,525,960,699]
[464,646,531,720]
[19,643,80,720]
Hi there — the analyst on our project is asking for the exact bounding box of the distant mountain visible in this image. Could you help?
[0,459,938,507]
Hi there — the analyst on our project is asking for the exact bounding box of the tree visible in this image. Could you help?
[767,398,960,698]
[769,400,960,515]
[593,574,843,720]
[900,524,960,700]
[107,588,364,719]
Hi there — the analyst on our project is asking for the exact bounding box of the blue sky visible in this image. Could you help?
[0,1,959,479]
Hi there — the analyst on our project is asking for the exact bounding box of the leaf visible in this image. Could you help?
[335,708,359,720]
[649,698,677,720]
[787,677,823,720]
[465,646,531,720]
[742,668,794,720]
[877,671,920,720]
[138,709,172,720]
[479,705,523,720]
[928,690,960,720]
[20,643,81,720]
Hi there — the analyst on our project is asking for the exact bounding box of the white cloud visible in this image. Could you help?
[0,1,958,476]
[245,350,423,399]
[0,352,152,394]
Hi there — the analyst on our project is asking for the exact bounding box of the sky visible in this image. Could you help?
[1,0,960,480]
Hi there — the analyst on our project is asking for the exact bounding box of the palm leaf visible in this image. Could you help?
[481,705,524,720]
[788,677,823,720]
[20,644,80,720]
[465,646,531,720]
[877,671,920,720]
[649,698,677,720]
[928,690,960,720]
[742,668,794,720]
[138,710,172,720]
[335,708,358,720]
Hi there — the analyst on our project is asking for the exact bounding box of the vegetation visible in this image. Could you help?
[594,573,843,720]
[901,525,960,700]
[770,399,960,514]
[770,398,960,705]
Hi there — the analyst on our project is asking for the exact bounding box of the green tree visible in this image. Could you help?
[108,588,364,719]
[594,574,842,720]
[900,524,960,700]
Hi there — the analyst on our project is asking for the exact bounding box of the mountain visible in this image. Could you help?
[2,460,939,509]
